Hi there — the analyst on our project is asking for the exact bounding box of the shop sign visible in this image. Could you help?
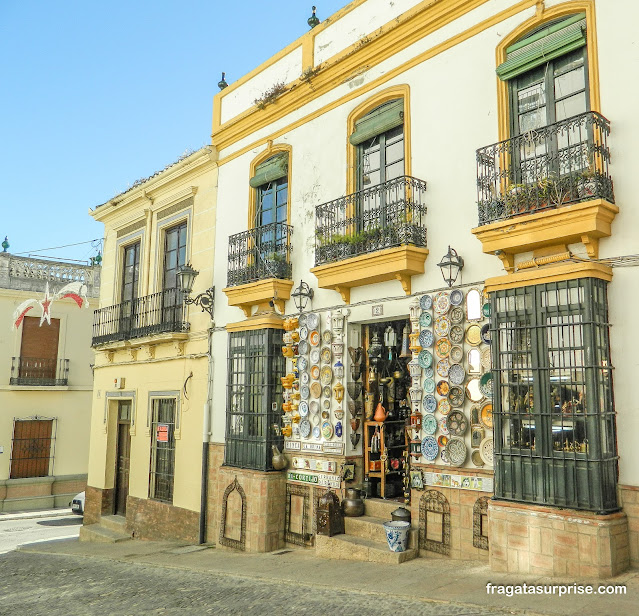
[284,440,301,451]
[423,472,494,493]
[287,471,341,489]
[301,442,322,453]
[156,423,169,443]
[292,457,337,473]
[322,442,344,455]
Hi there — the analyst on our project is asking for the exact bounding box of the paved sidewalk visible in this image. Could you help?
[16,536,638,616]
[0,507,72,520]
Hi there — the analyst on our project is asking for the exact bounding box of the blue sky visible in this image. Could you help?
[0,1,347,262]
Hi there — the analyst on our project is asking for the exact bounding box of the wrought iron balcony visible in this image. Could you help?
[10,357,69,386]
[227,222,293,287]
[92,287,188,346]
[314,175,428,266]
[476,111,614,226]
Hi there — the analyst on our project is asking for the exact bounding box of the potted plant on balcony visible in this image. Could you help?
[505,183,529,216]
[576,166,599,200]
[266,252,289,278]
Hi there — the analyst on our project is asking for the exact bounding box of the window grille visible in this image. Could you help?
[149,398,176,503]
[10,418,56,479]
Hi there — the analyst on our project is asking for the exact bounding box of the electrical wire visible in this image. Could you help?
[14,238,102,256]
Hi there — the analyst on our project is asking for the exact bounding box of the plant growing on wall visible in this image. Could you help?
[254,81,287,110]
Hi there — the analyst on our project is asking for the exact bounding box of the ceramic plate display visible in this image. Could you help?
[423,367,434,379]
[307,313,320,329]
[446,410,467,436]
[423,414,437,435]
[439,417,449,435]
[419,329,434,348]
[320,346,332,363]
[322,385,332,399]
[479,372,493,398]
[320,366,333,386]
[438,434,449,448]
[465,324,482,346]
[435,337,451,358]
[299,326,309,340]
[446,437,467,466]
[309,330,321,347]
[310,365,320,380]
[423,378,435,393]
[310,348,321,364]
[420,294,433,310]
[440,448,450,464]
[448,385,465,407]
[482,302,491,318]
[310,382,322,399]
[450,289,464,306]
[480,402,493,429]
[300,385,310,401]
[300,371,310,385]
[471,450,484,467]
[421,436,438,461]
[465,377,483,402]
[481,324,491,345]
[419,311,432,328]
[450,306,464,325]
[323,399,331,410]
[322,330,332,344]
[481,347,492,371]
[299,418,311,438]
[299,401,309,417]
[434,315,451,338]
[298,313,308,328]
[436,380,450,396]
[321,421,334,440]
[321,409,330,420]
[449,325,464,344]
[434,291,451,314]
[480,437,494,466]
[312,426,321,440]
[449,345,463,364]
[438,398,451,415]
[298,340,310,356]
[298,356,308,371]
[436,358,450,378]
[448,363,465,385]
[309,400,320,415]
[423,394,437,413]
[418,349,433,369]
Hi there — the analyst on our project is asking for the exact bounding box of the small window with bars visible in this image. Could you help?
[149,398,176,503]
[10,418,56,479]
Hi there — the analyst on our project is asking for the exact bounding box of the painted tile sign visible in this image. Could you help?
[287,470,341,489]
[423,472,494,493]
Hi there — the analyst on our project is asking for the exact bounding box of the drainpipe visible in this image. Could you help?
[199,326,214,544]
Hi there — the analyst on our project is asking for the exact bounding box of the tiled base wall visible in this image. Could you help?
[0,474,87,512]
[618,484,639,567]
[489,500,629,578]
[83,485,114,525]
[126,495,199,543]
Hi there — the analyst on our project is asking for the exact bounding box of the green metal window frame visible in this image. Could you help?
[225,328,284,471]
[491,278,618,513]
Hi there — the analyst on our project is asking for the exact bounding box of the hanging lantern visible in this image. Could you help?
[437,246,465,287]
[333,381,345,403]
[384,325,397,348]
[410,439,422,458]
[334,360,344,379]
[332,341,344,357]
[332,310,345,331]
[368,330,383,368]
[399,325,411,358]
[410,411,422,431]
[408,359,421,378]
[409,299,421,322]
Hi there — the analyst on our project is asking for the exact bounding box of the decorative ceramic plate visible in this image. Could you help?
[423,367,434,380]
[439,417,449,435]
[479,373,493,398]
[309,400,320,415]
[438,398,451,416]
[335,421,343,438]
[310,348,321,364]
[418,350,433,369]
[436,358,450,378]
[446,410,468,436]
[322,385,332,399]
[448,385,465,407]
[298,356,308,371]
[436,380,450,396]
[465,324,482,346]
[480,437,494,466]
[299,418,311,438]
[450,289,464,306]
[420,294,433,310]
[322,330,332,344]
[440,448,450,464]
[298,313,308,328]
[423,394,437,413]
[300,371,310,385]
[321,421,334,440]
[299,401,309,417]
[310,365,320,380]
[434,315,451,338]
[482,302,491,318]
[438,434,449,448]
[419,311,432,328]
[309,330,321,347]
[312,426,321,440]
[435,337,451,358]
[307,313,320,329]
[481,347,492,371]
[481,324,491,345]
[471,450,484,467]
[480,402,493,429]
[320,366,333,386]
[310,382,322,399]
[421,436,438,461]
[300,385,310,400]
[299,326,309,341]
[446,437,467,466]
[419,329,434,348]
[298,340,310,356]
[466,377,483,402]
[449,363,465,385]
[449,345,463,364]
[434,291,450,314]
[320,346,332,363]
[423,414,437,435]
[321,409,330,420]
[449,325,464,344]
[424,378,435,394]
[450,306,464,325]
[323,399,331,410]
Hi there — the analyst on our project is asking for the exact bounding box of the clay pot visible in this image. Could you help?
[374,401,388,423]
[272,445,287,470]
[342,488,365,517]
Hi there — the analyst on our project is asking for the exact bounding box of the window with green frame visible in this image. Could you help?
[491,278,618,514]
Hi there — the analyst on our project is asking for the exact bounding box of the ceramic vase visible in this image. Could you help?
[383,520,410,552]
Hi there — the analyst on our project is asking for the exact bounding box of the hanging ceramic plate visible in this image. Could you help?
[448,385,465,407]
[307,313,320,329]
[423,414,437,435]
[446,410,467,436]
[312,426,321,440]
[436,380,450,396]
[310,348,321,364]
[310,365,320,380]
[435,337,451,358]
[419,311,432,328]
[299,326,309,341]
[450,345,463,364]
[323,399,331,410]
[438,434,449,448]
[480,437,494,466]
[298,341,310,356]
[482,302,491,318]
[423,367,434,380]
[440,448,450,464]
[309,400,320,415]
[419,329,434,348]
[322,330,332,344]
[480,402,493,429]
[450,306,464,325]
[299,401,309,417]
[310,382,322,399]
[420,294,433,310]
[299,418,311,439]
[439,417,449,435]
[423,394,437,413]
[449,363,465,386]
[424,378,435,394]
[300,371,310,385]
[472,450,484,467]
[446,437,467,466]
[298,356,308,371]
[449,325,464,344]
[321,409,330,420]
[322,385,332,399]
[418,350,433,369]
[481,324,491,345]
[298,313,308,328]
[320,346,332,364]
[434,291,450,314]
[309,330,321,347]
[479,372,493,398]
[300,385,310,401]
[434,315,451,338]
[438,398,451,416]
[436,358,450,378]
[320,366,333,386]
[335,421,343,438]
[321,421,334,440]
[466,377,483,402]
[465,324,482,346]
[421,436,438,461]
[450,289,464,306]
[481,347,492,371]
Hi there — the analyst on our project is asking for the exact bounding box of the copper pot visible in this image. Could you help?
[342,488,365,517]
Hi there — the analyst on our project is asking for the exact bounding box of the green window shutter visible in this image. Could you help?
[249,153,288,188]
[349,99,404,146]
[496,14,586,81]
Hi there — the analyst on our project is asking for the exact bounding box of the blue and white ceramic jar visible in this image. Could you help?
[382,520,411,552]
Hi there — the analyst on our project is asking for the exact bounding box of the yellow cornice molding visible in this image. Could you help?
[226,313,285,332]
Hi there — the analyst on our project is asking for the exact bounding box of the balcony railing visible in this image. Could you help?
[227,222,293,287]
[92,288,188,346]
[10,357,69,386]
[314,175,428,266]
[476,111,614,226]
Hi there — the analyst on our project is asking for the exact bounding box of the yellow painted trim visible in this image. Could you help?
[496,1,601,142]
[223,278,294,316]
[310,245,429,304]
[484,261,613,293]
[214,0,536,164]
[226,314,285,332]
[345,85,411,195]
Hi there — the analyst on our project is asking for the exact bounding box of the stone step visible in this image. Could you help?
[316,533,417,564]
[79,523,132,544]
[99,515,128,534]
[362,497,406,519]
[344,515,418,549]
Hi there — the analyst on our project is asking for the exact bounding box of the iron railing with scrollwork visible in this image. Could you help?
[227,222,293,287]
[92,287,187,346]
[10,357,69,386]
[476,111,614,226]
[314,175,428,266]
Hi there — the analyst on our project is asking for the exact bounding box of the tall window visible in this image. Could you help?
[121,242,140,303]
[149,398,176,503]
[162,222,187,325]
[225,329,284,471]
[10,419,55,479]
[16,316,62,385]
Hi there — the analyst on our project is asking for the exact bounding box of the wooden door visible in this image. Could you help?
[10,419,53,479]
[19,316,60,380]
[114,402,131,516]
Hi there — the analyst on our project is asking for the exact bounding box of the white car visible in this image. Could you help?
[70,491,85,515]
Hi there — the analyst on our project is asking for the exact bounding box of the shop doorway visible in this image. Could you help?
[114,401,131,516]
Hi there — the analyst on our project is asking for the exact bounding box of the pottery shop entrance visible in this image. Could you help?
[359,319,411,501]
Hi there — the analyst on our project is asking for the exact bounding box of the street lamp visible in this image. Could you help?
[291,280,314,313]
[177,263,215,318]
[437,246,464,287]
